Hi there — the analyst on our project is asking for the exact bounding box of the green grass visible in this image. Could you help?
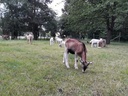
[0,40,128,96]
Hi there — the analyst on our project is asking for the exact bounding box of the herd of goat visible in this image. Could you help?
[1,32,107,72]
[49,36,106,72]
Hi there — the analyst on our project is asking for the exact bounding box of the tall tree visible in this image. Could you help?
[61,0,128,43]
[0,0,57,39]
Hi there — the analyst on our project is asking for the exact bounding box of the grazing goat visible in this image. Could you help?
[102,39,106,47]
[2,35,9,40]
[59,40,65,47]
[25,32,34,44]
[90,38,106,48]
[50,37,54,45]
[63,38,92,72]
[55,37,63,44]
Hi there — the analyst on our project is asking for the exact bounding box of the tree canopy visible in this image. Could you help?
[0,0,57,39]
[0,0,128,43]
[60,0,128,43]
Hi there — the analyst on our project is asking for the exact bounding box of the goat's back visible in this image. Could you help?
[65,38,87,54]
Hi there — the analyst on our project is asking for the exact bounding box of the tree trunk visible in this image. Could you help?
[106,16,111,44]
[33,23,39,40]
[33,31,39,40]
[105,2,117,44]
[106,30,111,44]
[106,16,116,44]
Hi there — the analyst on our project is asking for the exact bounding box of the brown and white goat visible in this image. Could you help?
[63,38,92,72]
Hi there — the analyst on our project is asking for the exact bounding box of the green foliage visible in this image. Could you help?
[61,0,128,42]
[0,0,57,39]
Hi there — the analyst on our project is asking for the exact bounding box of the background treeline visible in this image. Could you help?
[0,0,128,43]
[0,0,57,40]
[60,0,128,44]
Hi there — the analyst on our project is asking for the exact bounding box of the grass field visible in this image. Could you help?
[0,40,128,96]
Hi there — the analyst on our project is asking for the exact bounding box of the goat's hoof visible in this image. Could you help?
[75,67,78,69]
[82,70,85,73]
[67,66,70,69]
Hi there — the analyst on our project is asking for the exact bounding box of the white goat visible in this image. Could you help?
[90,38,105,48]
[25,32,34,44]
[59,40,65,47]
[50,37,54,45]
[55,37,63,44]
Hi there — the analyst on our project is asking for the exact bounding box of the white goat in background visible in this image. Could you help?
[59,40,65,47]
[50,37,54,45]
[55,37,63,44]
[90,38,106,48]
[25,32,34,44]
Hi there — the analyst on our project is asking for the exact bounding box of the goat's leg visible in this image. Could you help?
[74,53,78,69]
[64,52,70,68]
[63,52,65,64]
[50,40,52,45]
[27,39,29,44]
[97,42,101,48]
[31,38,33,44]
[63,48,66,63]
[30,40,32,44]
[31,37,33,44]
[91,43,93,47]
[29,38,31,44]
[97,42,99,48]
[29,39,31,44]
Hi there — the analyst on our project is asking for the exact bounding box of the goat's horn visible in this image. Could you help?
[87,62,93,66]
[88,62,93,64]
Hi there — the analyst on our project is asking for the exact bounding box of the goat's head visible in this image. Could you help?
[89,40,92,44]
[80,60,92,72]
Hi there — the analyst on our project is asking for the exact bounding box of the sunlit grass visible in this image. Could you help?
[0,40,128,96]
